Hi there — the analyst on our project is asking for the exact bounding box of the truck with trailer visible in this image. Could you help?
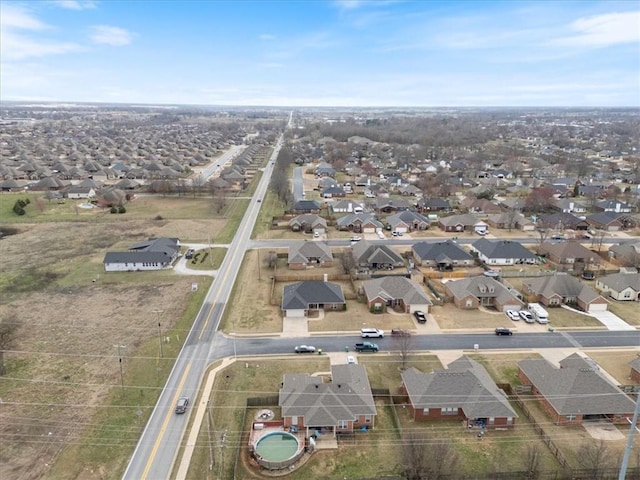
[354,342,379,352]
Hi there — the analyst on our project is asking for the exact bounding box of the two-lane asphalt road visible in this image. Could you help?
[122,138,283,480]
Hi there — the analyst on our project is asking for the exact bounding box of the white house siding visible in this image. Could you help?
[104,261,166,272]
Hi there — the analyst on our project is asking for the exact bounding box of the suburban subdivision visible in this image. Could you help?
[0,105,639,480]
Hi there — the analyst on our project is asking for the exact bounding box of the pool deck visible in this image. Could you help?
[250,424,338,450]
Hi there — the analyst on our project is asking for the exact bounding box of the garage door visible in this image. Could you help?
[285,309,306,318]
[363,227,375,233]
[587,303,608,312]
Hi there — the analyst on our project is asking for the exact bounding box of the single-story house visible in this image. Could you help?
[471,239,538,266]
[400,356,518,429]
[521,274,608,312]
[352,240,405,271]
[538,241,601,268]
[336,213,383,233]
[608,240,640,266]
[444,277,523,312]
[279,363,376,437]
[361,276,432,313]
[595,273,640,301]
[103,237,180,272]
[386,210,430,232]
[518,354,637,426]
[437,214,481,233]
[287,241,334,270]
[67,185,96,199]
[373,198,411,213]
[291,200,322,214]
[585,212,624,231]
[289,214,327,233]
[412,240,475,270]
[281,281,346,318]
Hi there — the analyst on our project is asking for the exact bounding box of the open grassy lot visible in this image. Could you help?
[584,350,640,384]
[0,196,221,479]
[607,299,640,326]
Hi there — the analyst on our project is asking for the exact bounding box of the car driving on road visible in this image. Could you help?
[175,397,189,414]
[495,327,513,336]
[294,345,316,353]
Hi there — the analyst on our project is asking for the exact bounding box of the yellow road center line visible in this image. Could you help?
[141,363,192,480]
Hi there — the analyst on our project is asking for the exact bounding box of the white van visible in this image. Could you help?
[361,328,384,338]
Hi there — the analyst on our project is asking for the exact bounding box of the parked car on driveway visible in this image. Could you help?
[350,236,362,242]
[495,327,513,336]
[294,345,316,353]
[175,397,189,414]
[506,310,520,321]
[413,311,427,323]
[519,310,535,323]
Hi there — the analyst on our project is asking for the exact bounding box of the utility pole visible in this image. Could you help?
[113,344,126,396]
[152,310,164,358]
[619,392,640,480]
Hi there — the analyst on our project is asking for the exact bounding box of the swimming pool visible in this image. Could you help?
[254,431,300,463]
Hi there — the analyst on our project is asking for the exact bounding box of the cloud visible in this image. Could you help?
[53,0,98,10]
[0,4,85,60]
[1,4,49,30]
[89,25,135,46]
[550,11,640,47]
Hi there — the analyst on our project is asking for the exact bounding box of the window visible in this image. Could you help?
[365,416,371,424]
[441,407,457,416]
[465,300,473,308]
[338,420,347,429]
[624,292,631,298]
[422,408,429,415]
[566,414,576,422]
[506,417,513,425]
[488,417,495,425]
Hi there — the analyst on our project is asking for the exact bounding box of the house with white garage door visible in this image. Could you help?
[522,274,608,313]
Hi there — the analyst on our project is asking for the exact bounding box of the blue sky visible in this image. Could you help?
[1,0,639,107]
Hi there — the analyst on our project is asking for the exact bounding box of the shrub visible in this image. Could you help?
[118,206,126,214]
[110,206,118,214]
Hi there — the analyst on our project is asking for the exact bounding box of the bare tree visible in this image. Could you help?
[522,444,542,479]
[211,186,227,214]
[266,251,278,269]
[399,431,459,480]
[0,313,21,376]
[394,333,413,371]
[340,249,356,275]
[576,439,617,480]
[505,207,519,232]
[534,221,552,254]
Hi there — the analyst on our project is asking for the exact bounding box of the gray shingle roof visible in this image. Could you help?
[279,364,376,426]
[288,241,333,264]
[518,356,636,415]
[597,273,640,292]
[412,240,474,262]
[446,277,521,305]
[472,239,537,261]
[352,240,405,267]
[362,276,432,306]
[401,356,518,419]
[282,281,345,310]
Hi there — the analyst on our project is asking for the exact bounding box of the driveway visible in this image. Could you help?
[560,305,636,331]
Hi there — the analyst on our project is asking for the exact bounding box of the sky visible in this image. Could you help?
[1,0,639,107]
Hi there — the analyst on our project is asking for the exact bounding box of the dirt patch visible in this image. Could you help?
[0,222,204,480]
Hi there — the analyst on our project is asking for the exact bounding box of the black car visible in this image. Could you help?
[175,396,189,414]
[413,311,427,323]
[495,327,513,336]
